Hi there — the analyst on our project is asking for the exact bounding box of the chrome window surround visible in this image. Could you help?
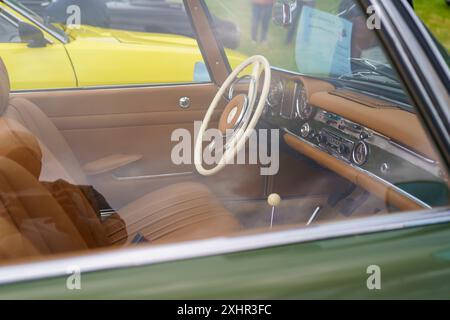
[0,11,18,27]
[10,82,215,95]
[0,207,448,285]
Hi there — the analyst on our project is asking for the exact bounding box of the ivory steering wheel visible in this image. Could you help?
[195,55,271,176]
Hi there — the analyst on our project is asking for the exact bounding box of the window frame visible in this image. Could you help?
[3,0,218,92]
[0,0,448,285]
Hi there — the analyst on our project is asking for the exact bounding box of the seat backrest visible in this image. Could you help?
[0,58,87,185]
[0,59,112,261]
[6,97,88,185]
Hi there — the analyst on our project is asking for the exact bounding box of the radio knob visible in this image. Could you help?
[300,123,311,138]
[339,144,349,156]
[360,131,369,140]
[314,134,321,145]
[319,134,328,144]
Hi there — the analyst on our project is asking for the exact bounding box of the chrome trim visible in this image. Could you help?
[306,206,321,226]
[228,75,253,100]
[230,94,249,130]
[296,86,314,120]
[352,141,369,166]
[179,97,191,109]
[279,81,295,120]
[267,78,285,109]
[283,128,432,209]
[314,109,440,176]
[112,172,193,181]
[0,207,448,285]
[300,122,310,138]
[380,162,390,176]
[10,82,214,94]
[389,140,437,164]
[0,11,18,27]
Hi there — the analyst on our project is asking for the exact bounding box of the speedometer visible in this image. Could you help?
[267,79,284,107]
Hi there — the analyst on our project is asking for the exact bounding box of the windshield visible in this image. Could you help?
[206,0,409,101]
[4,0,67,40]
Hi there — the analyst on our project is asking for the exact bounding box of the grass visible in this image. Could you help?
[206,0,449,72]
[414,0,450,51]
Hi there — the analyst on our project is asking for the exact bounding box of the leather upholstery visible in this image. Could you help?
[0,58,241,260]
[0,157,88,256]
[42,179,112,249]
[0,59,9,116]
[7,97,88,184]
[0,118,42,178]
[119,182,241,244]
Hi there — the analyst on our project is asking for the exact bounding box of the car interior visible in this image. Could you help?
[0,0,448,264]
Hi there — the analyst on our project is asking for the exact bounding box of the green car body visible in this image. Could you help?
[0,211,449,299]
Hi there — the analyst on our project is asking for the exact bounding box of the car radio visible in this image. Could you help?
[317,128,355,161]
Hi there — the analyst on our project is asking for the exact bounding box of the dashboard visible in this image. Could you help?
[258,69,448,210]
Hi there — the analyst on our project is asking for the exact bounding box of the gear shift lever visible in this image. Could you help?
[267,193,281,229]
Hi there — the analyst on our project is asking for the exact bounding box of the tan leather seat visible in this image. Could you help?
[0,58,241,259]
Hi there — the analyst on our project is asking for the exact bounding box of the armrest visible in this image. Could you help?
[82,154,143,176]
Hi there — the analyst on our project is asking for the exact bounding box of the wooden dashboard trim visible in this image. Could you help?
[283,132,426,211]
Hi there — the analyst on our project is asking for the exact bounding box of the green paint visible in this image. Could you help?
[1,223,450,299]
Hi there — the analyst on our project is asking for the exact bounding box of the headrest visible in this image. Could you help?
[0,118,42,178]
[0,59,10,115]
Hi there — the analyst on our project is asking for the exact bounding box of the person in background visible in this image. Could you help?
[251,0,274,45]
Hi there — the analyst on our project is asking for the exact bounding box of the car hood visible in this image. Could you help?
[65,25,200,47]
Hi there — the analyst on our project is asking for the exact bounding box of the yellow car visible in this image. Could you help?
[0,0,246,90]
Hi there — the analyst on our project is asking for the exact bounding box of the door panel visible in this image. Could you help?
[15,84,267,208]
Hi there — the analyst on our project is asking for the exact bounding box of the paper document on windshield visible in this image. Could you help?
[295,6,353,77]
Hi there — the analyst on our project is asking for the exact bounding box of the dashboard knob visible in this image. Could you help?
[319,135,328,144]
[360,131,369,140]
[313,135,320,144]
[339,144,349,156]
[300,123,311,138]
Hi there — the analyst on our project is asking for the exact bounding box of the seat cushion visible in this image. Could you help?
[0,157,88,256]
[116,182,241,245]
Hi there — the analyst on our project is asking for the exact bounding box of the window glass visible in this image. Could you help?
[0,0,448,268]
[0,14,20,43]
[3,0,211,89]
[414,0,450,66]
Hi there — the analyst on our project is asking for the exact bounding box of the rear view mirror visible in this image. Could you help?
[18,22,48,48]
[272,0,297,27]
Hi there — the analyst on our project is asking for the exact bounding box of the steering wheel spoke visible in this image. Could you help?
[195,56,271,176]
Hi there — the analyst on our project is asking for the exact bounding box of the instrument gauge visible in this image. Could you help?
[352,141,369,166]
[296,86,314,120]
[267,79,284,108]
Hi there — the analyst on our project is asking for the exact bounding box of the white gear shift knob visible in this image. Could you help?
[268,193,281,229]
[268,193,281,207]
